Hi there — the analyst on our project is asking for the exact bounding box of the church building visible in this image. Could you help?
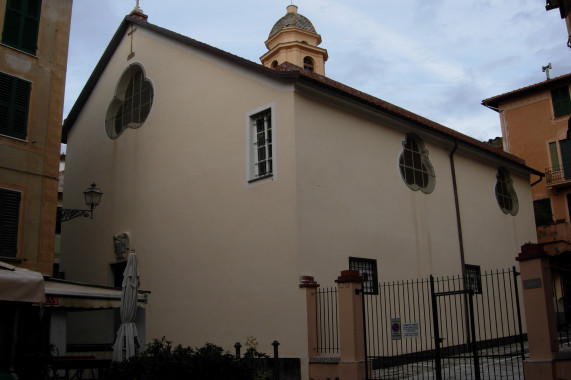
[60,5,540,378]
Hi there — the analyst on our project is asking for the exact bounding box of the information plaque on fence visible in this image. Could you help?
[402,322,420,338]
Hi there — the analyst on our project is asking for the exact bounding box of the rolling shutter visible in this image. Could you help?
[0,189,21,258]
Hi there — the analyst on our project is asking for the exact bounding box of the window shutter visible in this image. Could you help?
[551,86,571,118]
[22,0,41,53]
[0,189,21,258]
[0,72,31,139]
[2,0,42,55]
[2,7,21,47]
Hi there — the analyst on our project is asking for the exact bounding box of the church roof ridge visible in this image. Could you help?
[62,16,540,177]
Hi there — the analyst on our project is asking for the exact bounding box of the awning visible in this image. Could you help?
[45,279,149,309]
[0,261,149,309]
[0,261,45,303]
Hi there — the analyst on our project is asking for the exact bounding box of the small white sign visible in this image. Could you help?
[402,322,420,338]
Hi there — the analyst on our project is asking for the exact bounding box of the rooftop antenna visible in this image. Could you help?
[542,63,552,80]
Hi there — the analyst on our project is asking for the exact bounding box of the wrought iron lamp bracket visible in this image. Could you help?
[61,208,91,222]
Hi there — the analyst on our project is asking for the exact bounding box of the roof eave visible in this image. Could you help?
[62,17,304,143]
[293,71,543,177]
[482,73,571,109]
[62,17,132,144]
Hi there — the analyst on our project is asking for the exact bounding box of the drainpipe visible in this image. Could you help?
[531,176,543,187]
[449,140,466,276]
[450,141,474,353]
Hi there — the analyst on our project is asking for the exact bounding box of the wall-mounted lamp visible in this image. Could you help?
[61,183,103,222]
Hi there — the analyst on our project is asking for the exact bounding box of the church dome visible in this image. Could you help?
[268,5,317,39]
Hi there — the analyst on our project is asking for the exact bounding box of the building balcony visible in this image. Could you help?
[545,164,571,188]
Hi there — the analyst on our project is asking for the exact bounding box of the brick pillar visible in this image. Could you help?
[336,270,366,380]
[517,244,558,379]
[299,275,320,359]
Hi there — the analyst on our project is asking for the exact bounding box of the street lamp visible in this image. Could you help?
[61,183,103,222]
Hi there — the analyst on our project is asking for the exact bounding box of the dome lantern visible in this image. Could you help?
[261,5,328,75]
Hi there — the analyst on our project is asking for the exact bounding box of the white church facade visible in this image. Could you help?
[60,5,540,378]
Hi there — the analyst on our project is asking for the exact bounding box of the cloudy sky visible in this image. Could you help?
[64,0,571,143]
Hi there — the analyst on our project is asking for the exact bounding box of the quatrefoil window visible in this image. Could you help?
[495,167,519,215]
[398,134,436,194]
[105,63,153,139]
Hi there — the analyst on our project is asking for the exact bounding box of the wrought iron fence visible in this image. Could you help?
[315,287,339,354]
[364,277,436,379]
[364,267,526,380]
[545,164,571,185]
[552,267,571,348]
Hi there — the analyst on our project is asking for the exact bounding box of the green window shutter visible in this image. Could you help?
[0,188,21,258]
[0,72,31,140]
[2,0,42,55]
[533,198,553,226]
[551,86,571,118]
[549,141,560,170]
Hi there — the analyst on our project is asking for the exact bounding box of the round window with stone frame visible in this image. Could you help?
[495,167,519,215]
[398,134,436,194]
[105,63,154,139]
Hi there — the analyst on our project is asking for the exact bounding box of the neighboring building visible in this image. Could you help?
[0,0,73,275]
[546,0,571,48]
[482,73,571,326]
[60,6,540,377]
[54,153,65,277]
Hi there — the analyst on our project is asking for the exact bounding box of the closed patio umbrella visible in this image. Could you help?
[112,253,140,361]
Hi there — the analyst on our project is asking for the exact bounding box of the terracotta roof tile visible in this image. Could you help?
[482,72,571,108]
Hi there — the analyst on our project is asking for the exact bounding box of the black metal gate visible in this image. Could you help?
[363,267,526,380]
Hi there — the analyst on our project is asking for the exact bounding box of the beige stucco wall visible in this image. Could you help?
[0,0,72,274]
[61,26,308,366]
[293,91,535,285]
[62,23,537,379]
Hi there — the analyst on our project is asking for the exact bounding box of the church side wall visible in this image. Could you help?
[293,91,536,285]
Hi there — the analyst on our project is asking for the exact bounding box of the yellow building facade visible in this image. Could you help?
[0,0,73,274]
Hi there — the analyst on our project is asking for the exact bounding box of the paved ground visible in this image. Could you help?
[370,342,527,380]
[371,338,571,380]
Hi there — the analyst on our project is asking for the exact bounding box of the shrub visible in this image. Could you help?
[102,338,268,380]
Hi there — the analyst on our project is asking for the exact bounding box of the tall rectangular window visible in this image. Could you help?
[551,86,571,118]
[248,107,273,181]
[2,0,42,55]
[349,257,378,295]
[0,72,31,140]
[533,198,553,226]
[0,188,21,258]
